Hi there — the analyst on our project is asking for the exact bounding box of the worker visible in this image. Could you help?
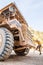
[36,40,41,55]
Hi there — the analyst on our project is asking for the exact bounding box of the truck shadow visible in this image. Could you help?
[5,54,31,62]
[0,54,43,65]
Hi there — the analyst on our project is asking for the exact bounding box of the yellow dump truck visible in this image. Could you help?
[0,3,36,60]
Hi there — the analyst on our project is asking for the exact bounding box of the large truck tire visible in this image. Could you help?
[0,27,14,60]
[14,46,29,56]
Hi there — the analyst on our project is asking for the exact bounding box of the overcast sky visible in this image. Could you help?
[0,0,43,32]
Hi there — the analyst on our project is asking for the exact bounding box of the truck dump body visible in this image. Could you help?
[0,3,28,25]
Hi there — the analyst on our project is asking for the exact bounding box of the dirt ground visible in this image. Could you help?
[0,49,43,65]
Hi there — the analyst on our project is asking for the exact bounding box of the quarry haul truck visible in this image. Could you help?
[0,3,36,60]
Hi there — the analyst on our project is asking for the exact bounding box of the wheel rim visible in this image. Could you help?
[0,34,3,48]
